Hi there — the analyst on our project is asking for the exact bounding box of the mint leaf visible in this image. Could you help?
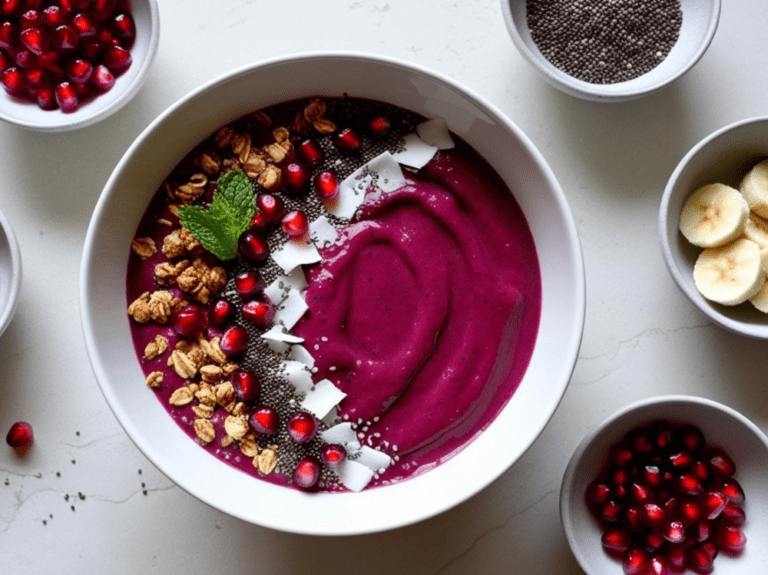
[178,169,256,261]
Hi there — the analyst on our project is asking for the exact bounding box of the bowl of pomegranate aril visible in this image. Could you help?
[561,395,768,575]
[0,0,159,132]
[80,53,585,535]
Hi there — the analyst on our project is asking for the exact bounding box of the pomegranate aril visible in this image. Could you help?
[0,20,15,51]
[111,13,134,38]
[628,429,653,455]
[208,298,235,327]
[72,78,90,97]
[622,547,650,575]
[709,450,736,478]
[692,518,711,542]
[80,37,103,61]
[586,481,611,505]
[320,444,347,470]
[220,325,248,356]
[296,138,324,166]
[641,465,663,487]
[20,9,42,29]
[293,456,320,489]
[238,228,269,261]
[58,0,74,12]
[646,555,668,575]
[103,44,130,72]
[720,478,745,506]
[661,495,677,515]
[0,0,20,16]
[643,530,664,553]
[662,519,685,543]
[314,170,339,201]
[23,0,43,10]
[687,544,714,573]
[609,445,634,468]
[719,501,745,525]
[700,491,727,520]
[602,527,632,552]
[232,369,260,402]
[91,0,117,20]
[6,421,33,448]
[249,210,267,232]
[90,64,113,91]
[41,6,66,28]
[72,0,90,9]
[674,473,702,496]
[67,58,91,83]
[703,541,718,560]
[52,24,78,50]
[611,467,629,486]
[54,80,77,111]
[622,505,643,531]
[642,503,665,527]
[629,482,653,504]
[241,299,275,328]
[2,66,25,96]
[369,115,390,136]
[693,460,710,482]
[14,49,36,69]
[333,127,361,152]
[96,27,113,45]
[675,425,706,453]
[282,162,309,193]
[0,49,12,72]
[600,500,623,523]
[35,84,55,108]
[71,12,96,36]
[23,65,45,93]
[249,405,279,435]
[287,411,318,443]
[281,210,309,238]
[172,305,206,337]
[677,500,702,525]
[668,545,686,570]
[714,525,746,553]
[668,450,693,469]
[235,271,265,298]
[256,194,284,224]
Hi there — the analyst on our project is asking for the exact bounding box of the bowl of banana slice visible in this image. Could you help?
[660,116,768,338]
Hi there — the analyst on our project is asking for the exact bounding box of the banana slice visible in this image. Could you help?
[749,279,768,312]
[740,159,768,219]
[680,183,749,248]
[744,211,768,249]
[693,238,765,306]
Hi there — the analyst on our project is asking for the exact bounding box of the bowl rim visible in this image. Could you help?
[659,115,768,339]
[0,205,21,338]
[559,394,768,574]
[80,50,586,534]
[499,0,722,102]
[0,0,160,133]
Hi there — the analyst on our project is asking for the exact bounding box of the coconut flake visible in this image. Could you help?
[416,118,455,150]
[300,379,346,419]
[265,339,290,355]
[336,460,375,493]
[288,344,315,368]
[309,215,338,249]
[261,326,304,344]
[272,288,308,331]
[392,133,438,169]
[280,360,313,393]
[356,446,392,471]
[271,238,321,274]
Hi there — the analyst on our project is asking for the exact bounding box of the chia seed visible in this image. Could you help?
[526,0,683,84]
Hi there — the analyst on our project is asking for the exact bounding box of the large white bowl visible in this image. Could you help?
[80,52,585,535]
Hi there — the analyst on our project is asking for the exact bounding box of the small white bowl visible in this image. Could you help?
[561,396,768,575]
[0,206,21,338]
[501,0,720,102]
[659,117,768,339]
[0,0,159,132]
[81,52,585,535]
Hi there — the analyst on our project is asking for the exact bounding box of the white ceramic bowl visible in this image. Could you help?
[80,52,585,535]
[0,205,21,338]
[659,117,768,339]
[0,0,159,132]
[500,0,720,102]
[561,396,768,575]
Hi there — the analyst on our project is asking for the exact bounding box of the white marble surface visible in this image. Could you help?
[1,1,768,573]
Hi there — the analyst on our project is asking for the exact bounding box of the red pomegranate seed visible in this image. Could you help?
[629,482,653,504]
[714,525,746,553]
[72,0,90,9]
[673,473,702,496]
[96,27,113,45]
[0,49,12,73]
[661,495,677,515]
[91,0,117,21]
[281,210,309,238]
[693,519,711,542]
[20,9,42,29]
[287,411,317,443]
[600,500,623,523]
[369,115,391,136]
[231,369,260,402]
[693,460,710,482]
[296,138,324,167]
[661,519,685,543]
[54,80,77,111]
[241,299,275,328]
[249,210,267,232]
[41,6,66,28]
[249,405,279,435]
[18,26,46,54]
[642,503,665,527]
[611,467,629,486]
[23,65,46,93]
[71,12,96,36]
[23,0,43,10]
[67,58,91,83]
[720,501,746,525]
[640,465,662,487]
[677,500,702,525]
[320,444,347,470]
[643,530,664,553]
[0,0,20,16]
[333,127,361,152]
[622,505,642,531]
[90,64,114,91]
[0,20,14,51]
[709,450,736,478]
[52,24,79,50]
[602,527,632,552]
[111,13,134,38]
[282,162,309,193]
[208,298,234,328]
[6,422,33,448]
[235,271,265,298]
[103,44,131,72]
[172,305,206,337]
[238,228,269,261]
[256,194,284,224]
[667,545,686,570]
[622,547,650,575]
[72,78,90,98]
[703,541,718,561]
[293,456,321,489]
[687,544,714,573]
[586,481,611,505]
[219,325,248,356]
[314,170,339,201]
[14,49,36,69]
[35,84,55,108]
[628,429,653,454]
[700,491,727,520]
[668,450,693,469]
[720,478,745,506]
[80,37,103,60]
[58,0,74,11]
[2,66,25,96]
[675,425,705,453]
[609,445,634,468]
[646,555,668,575]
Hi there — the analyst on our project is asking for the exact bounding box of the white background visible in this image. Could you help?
[2,1,768,573]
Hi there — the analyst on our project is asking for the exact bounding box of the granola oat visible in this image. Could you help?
[194,419,215,443]
[169,386,194,406]
[257,446,278,475]
[144,335,169,359]
[131,237,156,259]
[145,371,163,388]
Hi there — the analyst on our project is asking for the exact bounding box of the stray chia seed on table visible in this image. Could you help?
[526,0,683,84]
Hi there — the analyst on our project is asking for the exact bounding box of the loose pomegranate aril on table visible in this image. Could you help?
[6,421,33,448]
[249,405,279,435]
[241,299,275,328]
[219,325,249,356]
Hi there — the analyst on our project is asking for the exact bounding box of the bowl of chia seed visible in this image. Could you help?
[501,0,721,102]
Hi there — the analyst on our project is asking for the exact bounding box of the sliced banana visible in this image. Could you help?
[749,279,768,313]
[744,211,768,249]
[680,183,749,248]
[740,159,768,219]
[693,238,765,306]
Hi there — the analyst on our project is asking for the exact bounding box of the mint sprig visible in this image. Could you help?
[178,169,256,261]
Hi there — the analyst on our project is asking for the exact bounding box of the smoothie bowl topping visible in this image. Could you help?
[126,96,542,492]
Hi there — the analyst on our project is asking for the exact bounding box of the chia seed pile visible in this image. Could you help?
[526,0,683,84]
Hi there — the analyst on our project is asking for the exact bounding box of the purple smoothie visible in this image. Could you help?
[126,97,541,491]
